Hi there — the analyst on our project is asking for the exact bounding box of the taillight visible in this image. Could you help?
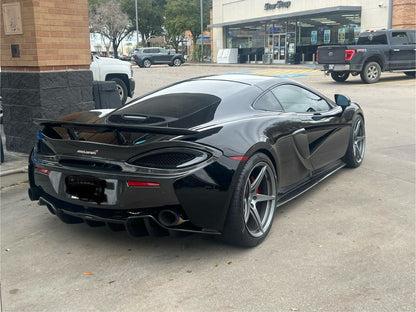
[134,54,138,59]
[35,167,50,175]
[345,49,355,61]
[127,181,160,187]
[316,50,319,62]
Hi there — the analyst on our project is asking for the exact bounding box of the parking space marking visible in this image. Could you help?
[226,68,318,78]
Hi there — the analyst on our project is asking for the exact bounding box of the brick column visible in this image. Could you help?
[1,0,94,153]
[392,0,416,29]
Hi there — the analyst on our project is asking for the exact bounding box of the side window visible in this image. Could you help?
[406,30,416,44]
[391,32,409,45]
[253,91,282,112]
[271,84,332,113]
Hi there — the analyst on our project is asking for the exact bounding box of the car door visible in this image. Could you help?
[253,90,311,188]
[157,48,172,63]
[271,84,350,171]
[389,30,416,70]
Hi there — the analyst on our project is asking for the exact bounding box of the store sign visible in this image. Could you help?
[264,1,291,10]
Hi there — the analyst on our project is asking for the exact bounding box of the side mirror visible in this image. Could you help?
[335,94,351,107]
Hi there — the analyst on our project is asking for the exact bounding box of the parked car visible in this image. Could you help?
[90,55,135,105]
[316,29,416,83]
[131,47,185,68]
[28,75,365,247]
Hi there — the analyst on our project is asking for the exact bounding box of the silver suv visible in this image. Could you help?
[131,47,185,68]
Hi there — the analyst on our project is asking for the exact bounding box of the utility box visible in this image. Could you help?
[217,48,238,64]
[92,81,122,109]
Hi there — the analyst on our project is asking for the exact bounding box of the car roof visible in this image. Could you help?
[195,74,293,91]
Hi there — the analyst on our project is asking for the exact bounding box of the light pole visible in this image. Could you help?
[200,0,203,62]
[135,0,139,48]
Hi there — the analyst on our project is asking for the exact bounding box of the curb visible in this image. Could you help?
[0,166,28,177]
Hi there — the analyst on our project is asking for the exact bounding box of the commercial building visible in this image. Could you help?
[211,0,415,64]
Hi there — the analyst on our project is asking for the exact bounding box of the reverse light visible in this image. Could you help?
[345,49,356,61]
[127,181,160,187]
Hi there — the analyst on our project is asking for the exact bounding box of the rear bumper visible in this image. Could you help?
[316,64,351,71]
[316,63,363,72]
[31,191,220,236]
[28,148,236,234]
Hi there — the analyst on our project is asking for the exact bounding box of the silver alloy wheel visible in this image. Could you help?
[243,162,276,237]
[365,64,379,81]
[143,59,151,68]
[173,58,181,66]
[116,84,124,100]
[353,118,365,163]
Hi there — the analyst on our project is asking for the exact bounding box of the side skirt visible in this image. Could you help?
[276,160,345,207]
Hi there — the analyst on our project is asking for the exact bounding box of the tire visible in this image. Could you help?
[404,72,416,78]
[343,115,365,168]
[109,78,127,105]
[173,58,182,66]
[360,62,381,83]
[331,71,350,82]
[0,134,4,163]
[222,153,277,247]
[143,59,152,68]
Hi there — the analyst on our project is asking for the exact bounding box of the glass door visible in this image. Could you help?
[273,34,286,63]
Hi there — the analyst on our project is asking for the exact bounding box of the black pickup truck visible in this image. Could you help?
[316,29,416,83]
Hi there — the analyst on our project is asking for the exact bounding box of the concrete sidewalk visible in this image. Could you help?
[0,149,28,177]
[0,124,29,184]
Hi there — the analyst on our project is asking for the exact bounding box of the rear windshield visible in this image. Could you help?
[119,80,248,116]
[113,93,221,119]
[357,33,388,45]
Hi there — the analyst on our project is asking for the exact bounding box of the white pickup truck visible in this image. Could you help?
[90,55,135,105]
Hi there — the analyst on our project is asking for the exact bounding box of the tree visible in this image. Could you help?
[164,0,211,59]
[121,0,165,47]
[89,0,133,58]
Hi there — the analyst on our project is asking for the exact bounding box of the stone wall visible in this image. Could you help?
[1,70,94,153]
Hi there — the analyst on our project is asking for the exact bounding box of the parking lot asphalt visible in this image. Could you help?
[1,63,415,312]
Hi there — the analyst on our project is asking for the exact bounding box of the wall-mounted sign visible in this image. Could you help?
[338,28,345,44]
[311,31,317,44]
[2,2,23,35]
[324,29,331,44]
[264,1,291,10]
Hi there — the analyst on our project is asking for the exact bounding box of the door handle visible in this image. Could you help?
[393,49,400,52]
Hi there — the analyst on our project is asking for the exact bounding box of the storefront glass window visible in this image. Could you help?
[224,10,361,63]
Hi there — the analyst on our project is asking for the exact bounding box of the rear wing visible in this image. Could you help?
[33,118,199,143]
[33,119,198,135]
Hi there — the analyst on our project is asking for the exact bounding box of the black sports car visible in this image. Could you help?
[28,75,365,247]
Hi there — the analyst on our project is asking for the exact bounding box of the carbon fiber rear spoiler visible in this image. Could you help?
[33,118,199,136]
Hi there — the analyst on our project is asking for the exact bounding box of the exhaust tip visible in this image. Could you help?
[158,209,187,227]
